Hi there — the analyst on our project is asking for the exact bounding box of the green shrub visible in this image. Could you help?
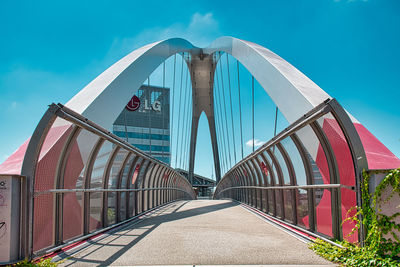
[12,257,61,266]
[310,168,400,266]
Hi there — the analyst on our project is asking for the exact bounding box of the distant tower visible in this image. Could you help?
[113,85,170,164]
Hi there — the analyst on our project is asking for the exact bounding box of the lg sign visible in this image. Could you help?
[126,95,162,112]
[145,99,162,112]
[126,95,140,111]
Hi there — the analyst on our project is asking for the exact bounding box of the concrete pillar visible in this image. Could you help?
[187,51,221,185]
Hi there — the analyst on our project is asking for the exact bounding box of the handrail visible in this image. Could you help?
[17,102,195,261]
[216,184,354,194]
[215,98,368,244]
[34,187,191,196]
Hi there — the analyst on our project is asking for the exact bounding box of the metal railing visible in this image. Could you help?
[16,103,196,260]
[34,187,192,196]
[214,98,368,244]
[216,184,354,192]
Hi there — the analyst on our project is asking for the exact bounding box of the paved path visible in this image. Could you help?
[60,200,333,266]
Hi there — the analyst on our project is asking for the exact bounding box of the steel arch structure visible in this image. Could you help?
[58,36,400,183]
[61,36,341,183]
[0,36,399,263]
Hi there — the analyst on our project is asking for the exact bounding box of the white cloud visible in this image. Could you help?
[246,138,265,148]
[92,12,221,94]
[106,12,220,60]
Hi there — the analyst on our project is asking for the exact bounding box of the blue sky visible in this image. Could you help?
[1,0,399,179]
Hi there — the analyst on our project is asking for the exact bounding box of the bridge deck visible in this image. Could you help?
[60,200,333,266]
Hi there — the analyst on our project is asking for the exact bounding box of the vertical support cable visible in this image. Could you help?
[215,92,225,175]
[219,52,232,168]
[183,56,192,172]
[215,106,224,174]
[175,53,185,168]
[170,54,177,166]
[252,76,255,153]
[182,84,189,170]
[148,77,152,156]
[219,120,227,174]
[215,60,229,174]
[162,61,165,162]
[183,54,192,170]
[185,81,193,171]
[226,53,237,164]
[213,59,226,174]
[182,80,191,173]
[179,54,189,168]
[237,60,244,159]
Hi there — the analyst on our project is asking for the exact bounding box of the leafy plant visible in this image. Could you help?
[12,257,62,266]
[310,168,400,266]
[108,208,115,222]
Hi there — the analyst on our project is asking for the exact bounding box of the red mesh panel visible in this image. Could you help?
[33,124,72,252]
[322,118,357,242]
[33,194,54,251]
[62,139,84,241]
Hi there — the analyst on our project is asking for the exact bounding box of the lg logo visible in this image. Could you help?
[126,95,162,112]
[144,99,162,112]
[126,95,140,111]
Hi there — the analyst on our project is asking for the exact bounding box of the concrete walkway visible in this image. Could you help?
[60,200,334,266]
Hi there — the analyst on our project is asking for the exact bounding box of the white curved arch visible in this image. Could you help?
[205,36,331,123]
[66,36,335,128]
[65,36,333,128]
[2,36,397,178]
[65,38,198,129]
[64,35,399,173]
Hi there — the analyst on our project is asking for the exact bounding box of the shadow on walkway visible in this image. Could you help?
[62,200,237,266]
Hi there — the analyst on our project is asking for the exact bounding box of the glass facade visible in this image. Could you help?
[113,85,171,164]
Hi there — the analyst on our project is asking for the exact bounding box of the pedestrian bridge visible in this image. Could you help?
[0,36,399,265]
[58,200,333,266]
